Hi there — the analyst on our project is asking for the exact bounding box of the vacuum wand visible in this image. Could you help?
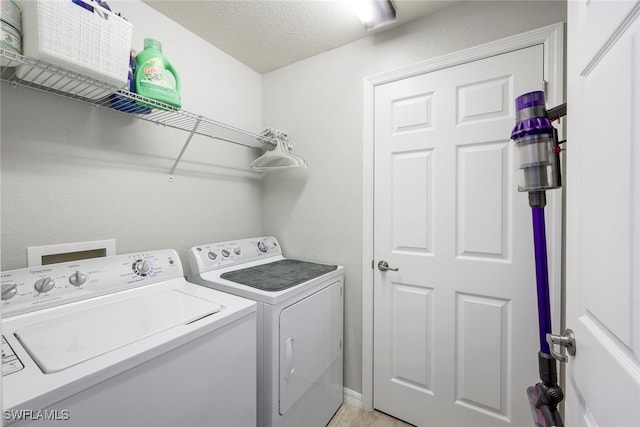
[532,204,552,355]
[511,91,566,427]
[528,202,564,427]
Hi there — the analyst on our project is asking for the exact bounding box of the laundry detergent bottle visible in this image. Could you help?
[134,38,181,109]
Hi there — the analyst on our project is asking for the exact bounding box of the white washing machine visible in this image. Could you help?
[187,236,344,427]
[1,249,257,427]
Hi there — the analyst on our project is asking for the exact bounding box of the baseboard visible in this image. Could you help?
[343,387,363,408]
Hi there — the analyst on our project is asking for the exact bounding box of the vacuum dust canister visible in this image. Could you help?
[510,91,561,192]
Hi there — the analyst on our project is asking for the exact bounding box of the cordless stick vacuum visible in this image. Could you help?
[511,91,567,427]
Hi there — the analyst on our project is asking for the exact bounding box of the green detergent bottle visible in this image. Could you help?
[135,38,181,109]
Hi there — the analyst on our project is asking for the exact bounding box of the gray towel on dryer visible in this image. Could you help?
[221,259,337,291]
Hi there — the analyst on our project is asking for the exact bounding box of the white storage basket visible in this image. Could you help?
[17,0,132,99]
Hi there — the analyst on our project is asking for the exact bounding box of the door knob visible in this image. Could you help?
[377,261,399,272]
[546,329,576,363]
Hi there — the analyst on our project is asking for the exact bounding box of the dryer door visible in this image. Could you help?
[279,281,343,415]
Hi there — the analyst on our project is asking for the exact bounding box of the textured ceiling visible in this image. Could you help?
[143,1,459,73]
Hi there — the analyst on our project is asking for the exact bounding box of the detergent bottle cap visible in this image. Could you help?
[144,38,162,52]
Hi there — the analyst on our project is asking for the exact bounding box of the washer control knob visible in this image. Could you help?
[138,260,151,274]
[68,271,87,287]
[257,241,267,253]
[132,259,153,276]
[34,277,55,293]
[221,249,231,258]
[1,283,18,301]
[207,251,218,261]
[233,247,242,256]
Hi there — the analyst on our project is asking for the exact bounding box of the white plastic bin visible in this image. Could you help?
[17,0,132,99]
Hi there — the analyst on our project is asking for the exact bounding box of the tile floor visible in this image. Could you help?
[327,403,413,427]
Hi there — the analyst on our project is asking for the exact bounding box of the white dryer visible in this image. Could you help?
[1,249,257,427]
[187,236,344,427]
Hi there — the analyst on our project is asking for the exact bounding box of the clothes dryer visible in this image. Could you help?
[187,236,344,427]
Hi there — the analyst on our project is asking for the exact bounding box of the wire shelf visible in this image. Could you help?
[0,48,272,150]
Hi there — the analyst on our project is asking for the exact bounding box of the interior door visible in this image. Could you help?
[373,46,550,426]
[565,1,640,425]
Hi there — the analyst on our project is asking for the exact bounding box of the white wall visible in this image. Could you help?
[1,0,264,272]
[261,1,567,395]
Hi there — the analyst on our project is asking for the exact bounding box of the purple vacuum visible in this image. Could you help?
[511,91,566,427]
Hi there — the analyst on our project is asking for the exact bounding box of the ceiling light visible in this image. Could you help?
[350,0,397,30]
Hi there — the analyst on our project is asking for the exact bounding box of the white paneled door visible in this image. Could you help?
[373,46,549,426]
[566,1,640,425]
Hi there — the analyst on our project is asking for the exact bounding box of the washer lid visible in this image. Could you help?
[14,289,221,374]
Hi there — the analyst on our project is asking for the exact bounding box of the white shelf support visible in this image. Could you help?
[169,117,202,182]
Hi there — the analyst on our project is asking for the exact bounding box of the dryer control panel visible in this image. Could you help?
[1,249,182,318]
[189,236,281,272]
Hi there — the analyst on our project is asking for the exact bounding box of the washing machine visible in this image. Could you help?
[187,236,344,427]
[1,249,257,427]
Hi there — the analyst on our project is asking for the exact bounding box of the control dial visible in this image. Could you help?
[68,271,88,287]
[221,249,231,258]
[257,241,267,253]
[233,247,242,256]
[207,251,218,261]
[34,277,55,293]
[132,259,153,277]
[1,283,18,301]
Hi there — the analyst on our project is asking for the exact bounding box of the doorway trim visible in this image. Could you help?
[361,22,564,411]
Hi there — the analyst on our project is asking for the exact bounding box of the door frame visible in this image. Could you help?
[361,23,565,411]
